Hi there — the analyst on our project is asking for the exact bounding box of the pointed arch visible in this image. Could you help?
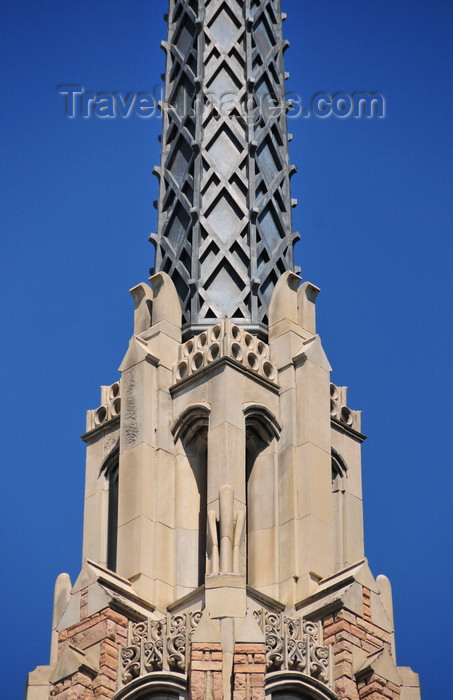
[171,403,210,445]
[244,404,282,445]
[172,404,211,590]
[331,448,348,571]
[100,442,120,572]
[245,404,281,591]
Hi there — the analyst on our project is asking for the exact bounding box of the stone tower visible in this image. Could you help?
[26,2,421,700]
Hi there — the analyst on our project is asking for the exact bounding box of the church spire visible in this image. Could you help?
[152,0,297,338]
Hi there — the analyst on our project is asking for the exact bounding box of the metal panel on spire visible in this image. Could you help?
[152,0,297,338]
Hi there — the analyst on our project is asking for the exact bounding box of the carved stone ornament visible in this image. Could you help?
[119,608,331,691]
[174,319,277,385]
[86,380,121,432]
[253,610,332,688]
[330,382,361,432]
[119,611,202,687]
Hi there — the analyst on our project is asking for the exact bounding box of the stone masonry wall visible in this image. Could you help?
[190,642,223,700]
[52,599,128,700]
[51,671,95,700]
[233,643,266,700]
[189,641,266,700]
[322,595,400,700]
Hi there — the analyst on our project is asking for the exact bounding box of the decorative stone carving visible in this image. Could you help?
[103,433,119,456]
[174,319,277,384]
[119,611,202,687]
[86,381,121,432]
[253,610,332,688]
[119,608,331,692]
[123,370,139,448]
[330,382,361,432]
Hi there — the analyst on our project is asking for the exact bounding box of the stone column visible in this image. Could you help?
[269,272,334,605]
[117,273,181,608]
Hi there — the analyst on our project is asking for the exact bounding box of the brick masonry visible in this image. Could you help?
[190,642,224,700]
[47,598,404,700]
[51,598,128,700]
[323,609,399,700]
[233,643,266,700]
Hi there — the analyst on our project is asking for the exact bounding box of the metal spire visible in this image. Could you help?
[152,0,297,338]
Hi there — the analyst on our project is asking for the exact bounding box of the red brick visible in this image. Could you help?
[332,639,354,655]
[350,624,367,640]
[334,649,353,665]
[192,642,222,651]
[235,664,266,674]
[235,643,265,653]
[336,630,363,646]
[234,673,246,688]
[102,609,128,626]
[250,673,265,687]
[335,676,360,700]
[340,610,359,625]
[324,620,351,637]
[100,655,117,673]
[334,660,355,680]
[234,653,247,664]
[191,660,223,671]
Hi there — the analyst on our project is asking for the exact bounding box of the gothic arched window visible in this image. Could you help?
[245,405,281,589]
[102,446,119,572]
[266,672,337,700]
[112,670,187,700]
[331,449,348,571]
[172,404,210,589]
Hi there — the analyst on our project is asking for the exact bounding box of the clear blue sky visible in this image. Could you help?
[1,1,452,698]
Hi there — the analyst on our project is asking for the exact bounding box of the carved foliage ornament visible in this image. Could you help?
[119,611,202,686]
[253,610,332,687]
[120,609,331,691]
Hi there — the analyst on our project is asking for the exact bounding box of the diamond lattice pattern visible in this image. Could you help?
[153,0,295,336]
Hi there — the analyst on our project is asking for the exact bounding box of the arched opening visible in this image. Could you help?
[331,448,348,571]
[183,431,208,587]
[172,404,210,590]
[101,445,119,572]
[113,670,187,700]
[266,670,337,700]
[245,405,281,590]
